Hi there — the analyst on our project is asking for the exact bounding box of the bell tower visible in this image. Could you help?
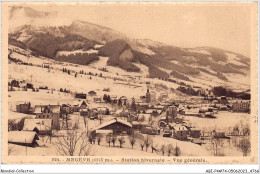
[146,88,150,103]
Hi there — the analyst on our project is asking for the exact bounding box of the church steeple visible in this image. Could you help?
[146,88,150,103]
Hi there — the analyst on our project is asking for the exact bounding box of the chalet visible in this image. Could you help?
[16,103,31,114]
[23,119,52,135]
[204,112,215,118]
[88,90,97,96]
[42,63,50,68]
[200,131,214,140]
[72,100,87,112]
[8,131,39,147]
[61,104,72,114]
[75,93,87,99]
[91,118,132,136]
[39,86,48,90]
[189,128,201,138]
[97,107,109,115]
[119,96,128,105]
[93,96,102,103]
[219,105,228,111]
[172,125,188,141]
[80,108,89,116]
[110,95,118,103]
[184,109,200,116]
[152,104,164,110]
[34,105,61,129]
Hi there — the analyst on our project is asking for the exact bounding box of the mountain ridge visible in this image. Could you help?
[8,6,250,89]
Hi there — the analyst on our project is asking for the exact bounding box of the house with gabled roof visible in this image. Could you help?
[8,131,39,147]
[91,118,132,136]
[23,119,52,135]
[34,105,61,129]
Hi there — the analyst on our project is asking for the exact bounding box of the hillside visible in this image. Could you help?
[8,6,250,90]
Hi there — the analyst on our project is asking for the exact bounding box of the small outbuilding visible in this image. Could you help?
[8,131,39,147]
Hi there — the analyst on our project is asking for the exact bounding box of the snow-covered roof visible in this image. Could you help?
[72,100,87,107]
[34,105,61,114]
[173,125,188,131]
[8,131,39,144]
[97,107,108,111]
[92,118,132,131]
[23,119,52,131]
[120,96,127,100]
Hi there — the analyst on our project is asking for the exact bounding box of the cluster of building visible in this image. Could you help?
[9,87,250,147]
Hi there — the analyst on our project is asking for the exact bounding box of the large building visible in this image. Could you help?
[232,100,250,112]
[34,105,61,129]
[16,103,30,114]
[172,125,188,141]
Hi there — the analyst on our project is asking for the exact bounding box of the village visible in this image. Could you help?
[7,62,251,157]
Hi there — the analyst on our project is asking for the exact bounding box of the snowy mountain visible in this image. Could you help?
[8,6,250,90]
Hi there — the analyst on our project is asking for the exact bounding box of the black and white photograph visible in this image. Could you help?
[1,1,258,167]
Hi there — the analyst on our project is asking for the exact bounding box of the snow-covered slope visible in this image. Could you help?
[8,6,250,91]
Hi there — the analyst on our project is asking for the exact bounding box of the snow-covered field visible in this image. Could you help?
[183,111,250,132]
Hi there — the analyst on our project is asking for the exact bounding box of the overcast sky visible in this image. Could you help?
[28,2,254,57]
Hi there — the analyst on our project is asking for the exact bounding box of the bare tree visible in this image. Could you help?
[45,130,53,144]
[140,141,145,151]
[242,124,250,136]
[144,135,152,152]
[118,136,125,148]
[161,144,166,156]
[151,144,156,153]
[56,124,92,156]
[212,138,224,156]
[83,115,88,129]
[8,145,16,155]
[8,119,17,131]
[88,133,94,144]
[167,144,174,156]
[106,134,112,147]
[97,135,102,145]
[173,144,181,156]
[128,133,136,149]
[238,138,251,156]
[111,135,117,147]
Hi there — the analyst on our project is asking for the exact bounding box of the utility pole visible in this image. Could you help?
[25,139,27,156]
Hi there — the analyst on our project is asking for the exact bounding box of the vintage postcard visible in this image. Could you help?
[1,1,258,165]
